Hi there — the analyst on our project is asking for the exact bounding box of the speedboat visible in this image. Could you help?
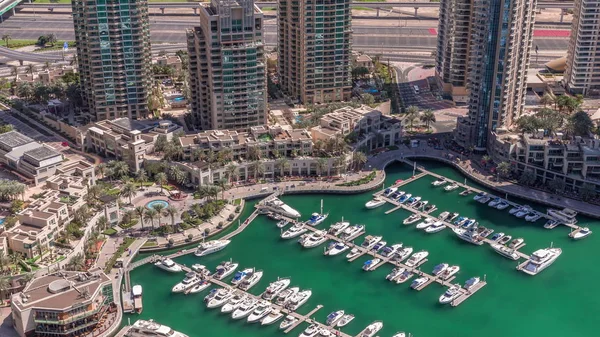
[231,268,253,286]
[129,320,189,337]
[346,248,362,260]
[325,310,345,325]
[204,288,218,303]
[544,219,560,229]
[509,205,522,215]
[275,287,299,306]
[520,248,562,275]
[491,232,505,242]
[392,333,407,337]
[268,213,283,221]
[328,221,350,236]
[525,212,542,222]
[300,230,328,248]
[488,197,502,207]
[415,218,435,229]
[279,315,298,330]
[490,243,519,260]
[464,277,480,290]
[281,223,307,239]
[263,197,301,218]
[371,241,387,252]
[239,270,264,290]
[247,301,273,323]
[425,221,446,233]
[383,187,398,196]
[444,183,459,191]
[390,191,405,199]
[452,227,484,246]
[496,200,510,210]
[381,243,402,257]
[461,219,476,229]
[498,235,512,245]
[306,212,328,226]
[337,314,355,327]
[154,258,182,273]
[326,242,349,256]
[438,211,450,221]
[395,270,414,284]
[261,309,284,325]
[407,196,422,207]
[439,284,462,304]
[194,240,231,257]
[477,194,491,204]
[448,212,460,221]
[403,214,421,225]
[262,278,291,300]
[365,197,386,209]
[286,290,312,310]
[172,272,201,293]
[440,265,460,280]
[547,208,578,225]
[340,225,364,239]
[221,293,246,313]
[459,189,472,196]
[454,217,469,226]
[570,227,592,240]
[386,267,405,281]
[191,264,210,276]
[423,204,437,213]
[508,238,524,249]
[413,200,428,209]
[361,235,382,249]
[189,280,211,294]
[515,206,532,218]
[360,321,383,337]
[206,287,234,308]
[362,258,381,271]
[299,324,320,337]
[410,276,429,289]
[398,193,412,204]
[432,178,447,186]
[232,298,258,319]
[432,263,449,276]
[479,227,494,238]
[395,247,413,262]
[277,220,289,228]
[473,192,489,203]
[214,261,238,280]
[405,250,429,267]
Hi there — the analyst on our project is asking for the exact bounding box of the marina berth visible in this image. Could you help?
[360,321,383,337]
[570,227,592,240]
[261,309,284,325]
[154,258,182,273]
[214,261,238,280]
[129,319,189,337]
[439,284,462,304]
[336,314,355,327]
[365,197,386,209]
[262,278,291,300]
[194,240,231,257]
[279,315,298,330]
[519,248,562,275]
[263,197,301,218]
[325,242,350,256]
[221,293,247,313]
[239,270,264,290]
[490,244,520,260]
[281,224,308,239]
[403,213,421,225]
[547,208,578,225]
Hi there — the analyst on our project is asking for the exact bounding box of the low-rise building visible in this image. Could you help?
[0,235,7,257]
[0,131,64,185]
[11,268,115,337]
[353,54,374,71]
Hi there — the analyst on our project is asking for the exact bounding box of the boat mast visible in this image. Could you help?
[320,199,323,215]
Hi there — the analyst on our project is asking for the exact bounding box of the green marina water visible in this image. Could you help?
[127,162,599,337]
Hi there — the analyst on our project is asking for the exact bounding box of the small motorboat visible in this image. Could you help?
[440,265,460,280]
[415,218,435,229]
[340,225,364,239]
[544,219,560,229]
[394,247,413,262]
[299,324,320,337]
[279,315,298,330]
[381,243,402,257]
[444,183,459,191]
[336,314,355,327]
[390,191,404,199]
[383,187,398,196]
[432,263,449,276]
[509,206,521,215]
[247,301,273,323]
[508,238,524,249]
[395,270,414,284]
[360,321,383,337]
[329,221,350,236]
[515,206,532,218]
[261,309,284,326]
[496,200,510,210]
[386,267,405,281]
[464,277,480,290]
[371,241,387,252]
[525,212,542,222]
[238,270,264,291]
[439,284,462,304]
[438,211,450,221]
[423,204,437,214]
[268,213,282,220]
[488,197,502,207]
[362,258,381,271]
[479,227,494,238]
[403,214,421,225]
[459,189,472,196]
[398,193,412,204]
[326,242,350,256]
[365,197,386,209]
[407,196,422,207]
[405,251,428,267]
[448,212,460,221]
[491,243,519,260]
[346,247,361,260]
[425,221,446,233]
[410,276,429,289]
[277,220,289,228]
[221,292,246,313]
[188,280,211,294]
[432,178,447,186]
[570,227,592,240]
[325,310,345,326]
[491,232,505,241]
[392,332,407,337]
[172,272,201,293]
[454,217,469,226]
[473,192,489,203]
[231,268,253,286]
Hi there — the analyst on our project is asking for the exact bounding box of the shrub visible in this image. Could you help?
[168,238,175,246]
[103,228,117,236]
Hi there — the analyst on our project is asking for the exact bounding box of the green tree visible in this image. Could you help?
[419,109,436,130]
[66,253,85,271]
[567,111,594,136]
[579,183,597,201]
[546,178,565,193]
[96,215,109,232]
[352,151,367,170]
[46,34,57,46]
[518,170,536,186]
[316,157,328,176]
[134,206,146,230]
[275,158,290,177]
[155,172,167,192]
[225,164,238,183]
[0,277,10,304]
[152,203,166,227]
[405,106,420,131]
[216,179,228,199]
[165,205,178,232]
[136,169,148,188]
[516,115,541,135]
[120,182,137,204]
[144,208,158,230]
[496,161,511,178]
[2,34,12,48]
[539,93,554,107]
[536,108,563,134]
[362,93,375,106]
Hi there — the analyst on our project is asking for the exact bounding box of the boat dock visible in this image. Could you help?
[451,281,487,307]
[283,305,324,334]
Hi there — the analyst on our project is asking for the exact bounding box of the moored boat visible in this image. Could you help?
[394,247,413,262]
[544,219,560,229]
[398,193,412,203]
[172,272,201,293]
[448,212,460,221]
[395,270,414,284]
[362,258,381,271]
[570,227,592,240]
[231,268,253,286]
[261,308,284,325]
[194,240,231,257]
[328,221,350,236]
[410,276,429,289]
[300,230,328,248]
[360,321,383,337]
[277,220,289,228]
[214,260,238,280]
[439,284,462,304]
[381,243,402,257]
[438,211,450,221]
[340,224,364,239]
[488,197,502,207]
[325,242,349,256]
[336,314,355,327]
[386,267,405,281]
[279,315,298,330]
[275,287,299,306]
[206,287,234,308]
[231,298,258,319]
[188,280,211,294]
[345,247,361,260]
[464,277,480,290]
[325,310,345,326]
[281,223,308,239]
[365,197,386,209]
[520,247,562,275]
[496,200,510,210]
[286,290,312,310]
[424,221,446,233]
[263,197,301,218]
[247,301,273,323]
[239,270,264,291]
[154,258,182,273]
[490,232,505,242]
[547,208,578,225]
[508,238,524,249]
[415,218,435,229]
[440,265,460,280]
[432,178,447,186]
[444,183,459,191]
[490,243,519,260]
[221,292,247,313]
[403,214,421,225]
[384,187,398,196]
[262,278,291,300]
[360,235,382,249]
[432,263,449,276]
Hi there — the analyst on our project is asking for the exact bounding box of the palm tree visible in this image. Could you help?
[9,253,20,274]
[0,277,10,304]
[1,34,11,48]
[144,209,158,230]
[66,253,85,271]
[275,158,289,177]
[352,151,367,170]
[405,105,420,131]
[96,215,109,232]
[134,206,147,230]
[136,169,148,188]
[216,179,228,199]
[247,146,261,161]
[419,109,436,130]
[496,161,511,179]
[255,161,265,180]
[120,182,137,205]
[165,205,178,231]
[152,203,166,227]
[155,172,168,192]
[108,160,129,180]
[316,157,328,176]
[95,163,107,179]
[334,156,346,175]
[539,93,553,107]
[225,164,238,183]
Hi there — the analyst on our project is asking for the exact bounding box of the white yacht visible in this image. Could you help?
[328,221,350,236]
[438,211,450,221]
[440,265,460,280]
[365,197,386,209]
[231,268,253,286]
[515,206,532,218]
[509,205,522,215]
[345,247,361,260]
[191,264,210,276]
[221,293,246,313]
[425,221,446,233]
[407,196,422,207]
[415,218,435,229]
[444,183,459,191]
[490,232,505,242]
[386,267,405,281]
[262,278,291,300]
[395,270,414,284]
[544,219,560,229]
[570,227,592,240]
[279,315,298,330]
[325,310,345,326]
[263,197,301,218]
[281,224,308,239]
[432,263,449,276]
[398,193,412,204]
[325,242,349,256]
[490,243,520,260]
[154,258,182,273]
[405,251,429,267]
[381,243,402,257]
[206,287,235,308]
[452,227,484,246]
[336,314,355,327]
[306,213,328,226]
[299,324,320,337]
[392,332,407,337]
[439,284,462,304]
[403,214,421,225]
[277,220,289,228]
[453,217,469,226]
[371,241,387,253]
[194,240,231,257]
[473,192,489,203]
[488,197,502,207]
[239,270,264,290]
[172,272,201,293]
[340,224,364,239]
[432,178,447,186]
[520,248,562,275]
[498,235,512,245]
[360,321,383,337]
[525,212,542,222]
[464,277,480,290]
[214,261,238,280]
[261,309,283,325]
[496,200,510,210]
[232,298,258,319]
[361,235,382,249]
[128,320,189,337]
[410,276,429,290]
[547,208,578,225]
[286,290,312,310]
[188,280,211,294]
[448,212,460,221]
[395,247,413,262]
[301,230,328,248]
[362,258,381,271]
[275,287,299,306]
[508,238,524,249]
[383,187,398,196]
[247,301,273,323]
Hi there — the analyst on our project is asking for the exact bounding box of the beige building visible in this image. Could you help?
[186,0,267,131]
[353,54,374,71]
[11,268,114,337]
[277,0,352,104]
[564,0,600,96]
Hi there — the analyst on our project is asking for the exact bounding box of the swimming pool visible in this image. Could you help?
[172,96,185,102]
[146,200,169,209]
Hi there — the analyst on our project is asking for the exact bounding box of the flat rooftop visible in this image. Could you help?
[109,118,148,132]
[23,146,61,161]
[0,131,34,149]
